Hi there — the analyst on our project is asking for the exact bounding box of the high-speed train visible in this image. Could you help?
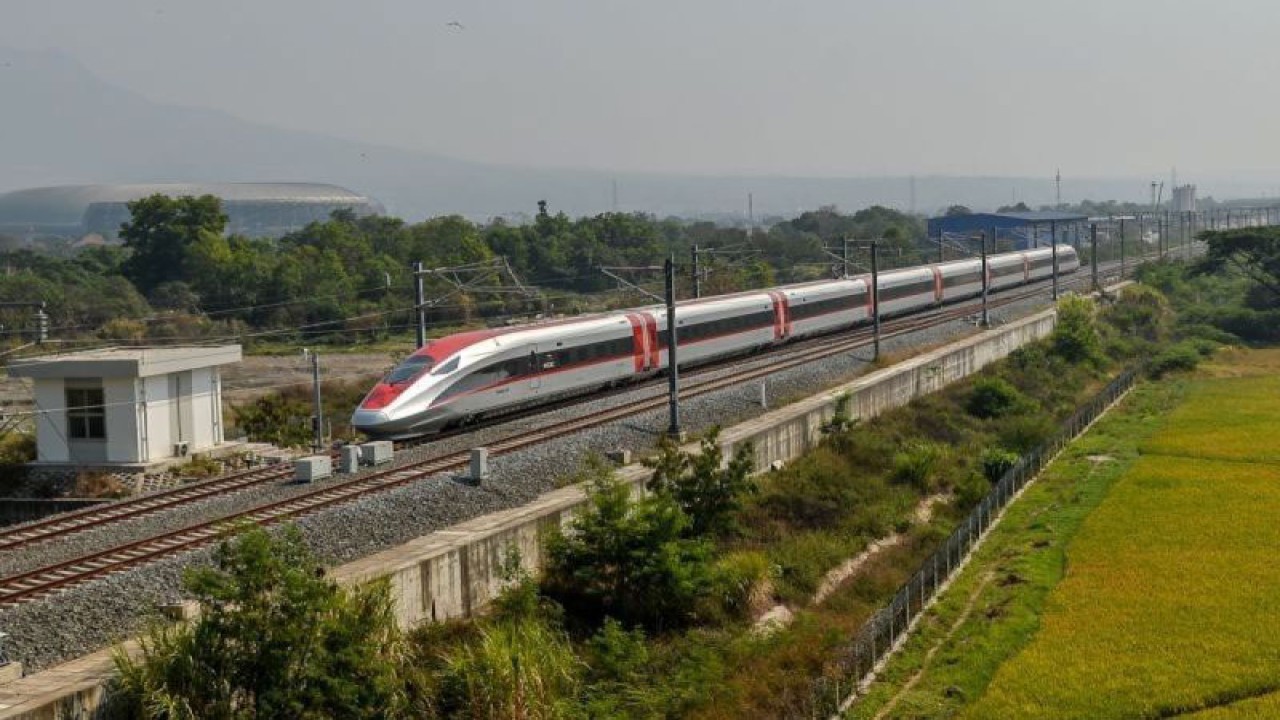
[352,246,1079,437]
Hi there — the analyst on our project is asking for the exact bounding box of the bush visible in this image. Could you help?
[891,441,944,492]
[72,471,128,499]
[438,620,581,720]
[541,467,714,632]
[110,526,408,719]
[0,432,35,465]
[1148,342,1203,379]
[644,427,756,538]
[966,377,1032,419]
[996,414,1057,454]
[953,471,991,509]
[980,447,1020,483]
[708,551,773,622]
[1052,295,1104,365]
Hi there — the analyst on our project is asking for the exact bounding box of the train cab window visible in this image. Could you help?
[431,356,460,375]
[384,354,434,385]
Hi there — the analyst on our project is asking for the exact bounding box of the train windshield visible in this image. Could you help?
[384,354,435,385]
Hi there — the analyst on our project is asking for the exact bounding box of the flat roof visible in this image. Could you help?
[7,345,242,379]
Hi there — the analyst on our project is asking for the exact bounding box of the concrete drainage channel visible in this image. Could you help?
[0,304,1067,720]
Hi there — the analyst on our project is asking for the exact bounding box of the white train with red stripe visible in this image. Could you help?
[352,245,1078,437]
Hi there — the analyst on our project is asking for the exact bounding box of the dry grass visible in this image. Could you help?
[964,368,1280,719]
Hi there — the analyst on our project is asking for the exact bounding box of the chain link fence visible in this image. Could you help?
[805,366,1139,718]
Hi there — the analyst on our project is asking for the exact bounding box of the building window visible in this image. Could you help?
[66,387,106,440]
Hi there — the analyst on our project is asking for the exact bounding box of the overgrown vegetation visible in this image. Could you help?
[110,527,410,719]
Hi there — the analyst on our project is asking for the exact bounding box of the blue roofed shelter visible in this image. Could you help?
[927,211,1088,250]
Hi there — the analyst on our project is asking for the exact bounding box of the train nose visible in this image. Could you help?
[351,409,390,430]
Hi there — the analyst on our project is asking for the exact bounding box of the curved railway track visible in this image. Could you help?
[0,261,1139,604]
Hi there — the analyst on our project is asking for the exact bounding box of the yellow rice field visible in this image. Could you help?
[965,360,1280,718]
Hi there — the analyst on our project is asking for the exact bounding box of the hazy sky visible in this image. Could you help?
[5,0,1278,179]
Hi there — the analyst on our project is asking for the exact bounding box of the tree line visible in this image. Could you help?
[0,196,927,347]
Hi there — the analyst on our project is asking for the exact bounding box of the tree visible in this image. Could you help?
[111,526,408,719]
[540,460,713,632]
[945,204,973,217]
[1196,227,1280,308]
[119,194,227,295]
[644,427,756,537]
[997,202,1031,213]
[1051,295,1103,365]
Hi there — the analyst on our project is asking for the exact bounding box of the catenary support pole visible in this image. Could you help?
[412,260,426,349]
[1051,231,1060,301]
[691,244,701,299]
[1119,218,1126,278]
[1090,223,1098,291]
[306,349,323,453]
[870,241,881,360]
[981,231,990,327]
[665,256,681,438]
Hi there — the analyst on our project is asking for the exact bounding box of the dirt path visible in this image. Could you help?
[754,493,951,634]
[872,570,996,720]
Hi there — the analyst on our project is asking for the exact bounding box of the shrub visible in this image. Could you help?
[73,471,128,499]
[0,432,35,465]
[966,377,1032,419]
[645,427,756,538]
[1148,342,1203,379]
[980,447,1020,483]
[541,468,714,632]
[768,530,854,603]
[891,441,944,492]
[438,620,581,720]
[996,414,1057,454]
[110,526,408,719]
[707,550,773,622]
[953,471,991,509]
[1052,295,1104,365]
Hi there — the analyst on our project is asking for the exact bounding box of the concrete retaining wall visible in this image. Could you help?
[0,307,1058,719]
[334,307,1058,629]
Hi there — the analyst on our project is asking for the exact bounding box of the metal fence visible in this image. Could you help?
[805,366,1140,718]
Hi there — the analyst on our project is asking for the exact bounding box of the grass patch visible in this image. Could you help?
[852,352,1280,719]
[966,433,1280,717]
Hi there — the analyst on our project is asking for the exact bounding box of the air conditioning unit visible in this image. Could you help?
[173,441,189,458]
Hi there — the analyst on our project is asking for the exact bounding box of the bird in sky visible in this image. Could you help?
[446,21,465,30]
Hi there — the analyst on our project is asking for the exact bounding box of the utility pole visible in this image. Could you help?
[303,349,323,453]
[842,237,850,278]
[980,231,990,327]
[664,256,681,439]
[412,260,426,348]
[1090,223,1099,291]
[691,244,701,299]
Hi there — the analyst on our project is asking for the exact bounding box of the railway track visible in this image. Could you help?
[0,260,1139,604]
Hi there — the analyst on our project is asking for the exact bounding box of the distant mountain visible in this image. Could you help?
[0,48,1266,221]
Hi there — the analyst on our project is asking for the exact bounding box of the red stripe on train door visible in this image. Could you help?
[931,267,943,303]
[644,314,660,369]
[625,313,646,373]
[768,292,786,340]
